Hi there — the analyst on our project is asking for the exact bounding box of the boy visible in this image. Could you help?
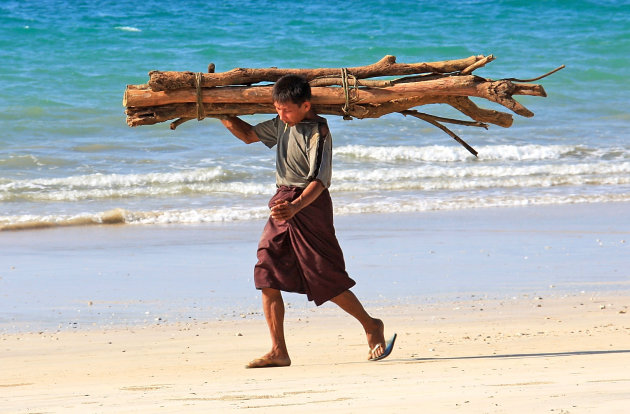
[220,74,396,368]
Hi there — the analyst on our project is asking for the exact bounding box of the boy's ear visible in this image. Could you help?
[301,101,312,112]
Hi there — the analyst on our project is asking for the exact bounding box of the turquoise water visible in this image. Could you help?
[1,0,630,228]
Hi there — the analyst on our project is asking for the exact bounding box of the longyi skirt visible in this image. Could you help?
[253,186,356,305]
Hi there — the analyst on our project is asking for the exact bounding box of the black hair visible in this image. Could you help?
[272,74,311,105]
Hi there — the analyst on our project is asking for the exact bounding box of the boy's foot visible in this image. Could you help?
[245,352,291,369]
[366,318,387,360]
[369,333,397,361]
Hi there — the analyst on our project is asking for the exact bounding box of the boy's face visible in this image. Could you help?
[274,100,311,126]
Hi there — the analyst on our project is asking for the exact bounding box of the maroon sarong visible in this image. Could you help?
[254,186,356,305]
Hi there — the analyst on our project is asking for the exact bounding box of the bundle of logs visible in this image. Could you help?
[123,55,563,156]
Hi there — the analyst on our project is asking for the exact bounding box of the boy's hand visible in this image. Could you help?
[269,181,324,222]
[270,200,298,221]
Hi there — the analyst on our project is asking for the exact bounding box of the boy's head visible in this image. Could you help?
[272,74,312,126]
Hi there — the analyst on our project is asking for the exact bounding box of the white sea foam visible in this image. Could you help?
[0,182,273,202]
[3,192,630,231]
[115,26,141,32]
[26,167,228,188]
[332,193,630,215]
[334,144,586,162]
[2,159,630,202]
[332,161,630,191]
[0,168,274,202]
[0,206,271,230]
[334,144,628,163]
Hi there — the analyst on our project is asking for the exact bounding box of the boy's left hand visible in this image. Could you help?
[270,200,298,221]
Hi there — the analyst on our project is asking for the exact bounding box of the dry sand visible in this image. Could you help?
[2,293,629,413]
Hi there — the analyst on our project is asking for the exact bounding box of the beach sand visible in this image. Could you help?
[2,295,629,413]
[1,203,629,413]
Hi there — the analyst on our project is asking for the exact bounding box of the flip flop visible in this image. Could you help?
[369,333,397,361]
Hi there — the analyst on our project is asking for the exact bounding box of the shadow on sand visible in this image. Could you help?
[406,349,630,362]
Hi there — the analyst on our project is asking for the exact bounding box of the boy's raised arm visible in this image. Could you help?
[221,116,260,144]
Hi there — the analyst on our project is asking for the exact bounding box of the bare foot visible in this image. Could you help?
[245,352,291,369]
[365,318,386,360]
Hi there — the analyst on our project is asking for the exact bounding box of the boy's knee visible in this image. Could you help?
[261,287,282,299]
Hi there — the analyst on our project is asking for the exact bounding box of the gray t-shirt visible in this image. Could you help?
[253,115,333,189]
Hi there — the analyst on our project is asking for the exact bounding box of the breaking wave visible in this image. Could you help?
[1,143,629,230]
[3,193,630,231]
[335,144,628,163]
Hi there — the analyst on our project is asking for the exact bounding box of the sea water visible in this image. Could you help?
[1,0,629,229]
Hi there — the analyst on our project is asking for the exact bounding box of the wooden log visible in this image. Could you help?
[126,100,488,157]
[124,94,514,130]
[308,72,450,88]
[125,103,275,127]
[446,96,513,128]
[125,97,453,127]
[124,76,541,118]
[122,55,564,158]
[356,94,514,128]
[460,55,495,75]
[147,55,489,91]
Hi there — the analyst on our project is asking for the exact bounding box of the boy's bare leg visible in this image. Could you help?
[330,290,387,360]
[246,287,291,368]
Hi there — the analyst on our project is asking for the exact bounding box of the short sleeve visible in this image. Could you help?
[253,116,281,148]
[307,127,333,188]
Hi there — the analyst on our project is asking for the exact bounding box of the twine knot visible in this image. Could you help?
[340,68,358,120]
[195,72,205,121]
